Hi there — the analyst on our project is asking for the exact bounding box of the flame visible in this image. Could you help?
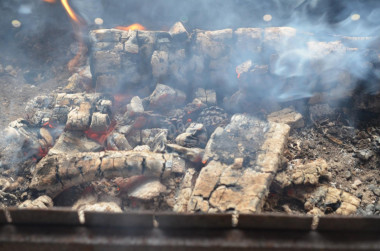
[84,121,116,145]
[60,0,80,23]
[236,67,241,79]
[115,23,146,31]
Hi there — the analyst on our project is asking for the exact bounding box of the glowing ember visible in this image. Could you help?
[42,0,56,3]
[202,160,207,165]
[84,121,116,145]
[42,121,55,128]
[115,23,146,31]
[38,146,49,158]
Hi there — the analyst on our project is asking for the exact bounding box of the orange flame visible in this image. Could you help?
[61,0,80,23]
[115,23,146,31]
[236,67,241,79]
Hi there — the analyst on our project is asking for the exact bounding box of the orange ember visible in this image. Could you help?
[42,0,56,3]
[84,121,116,145]
[187,118,192,123]
[42,121,55,128]
[115,23,146,31]
[202,160,207,165]
[38,146,49,158]
[61,0,80,23]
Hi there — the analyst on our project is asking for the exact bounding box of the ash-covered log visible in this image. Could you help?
[30,151,183,197]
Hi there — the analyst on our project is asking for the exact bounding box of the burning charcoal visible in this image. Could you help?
[49,131,103,155]
[203,114,268,165]
[166,144,204,164]
[234,28,262,53]
[188,118,290,213]
[55,93,103,107]
[0,191,18,206]
[117,125,133,135]
[137,31,168,61]
[274,159,331,190]
[29,110,53,127]
[92,51,121,74]
[95,74,119,92]
[96,99,112,114]
[92,42,123,52]
[196,106,228,135]
[194,88,217,105]
[304,185,360,216]
[354,93,380,113]
[0,119,40,169]
[133,145,151,151]
[146,129,168,153]
[183,99,207,121]
[107,132,132,151]
[193,29,233,59]
[89,112,111,132]
[235,60,253,78]
[151,50,169,79]
[209,55,229,71]
[309,103,336,121]
[0,178,10,192]
[176,123,208,148]
[66,102,92,131]
[39,127,53,147]
[127,128,168,153]
[121,55,141,86]
[169,22,189,42]
[25,95,54,118]
[89,29,121,42]
[149,84,186,111]
[18,195,53,209]
[128,179,166,201]
[267,108,304,129]
[30,151,176,197]
[168,49,190,88]
[126,96,144,117]
[173,168,196,212]
[355,149,374,161]
[121,30,139,54]
[73,196,122,223]
[161,153,186,176]
[64,66,93,93]
[51,106,70,124]
[263,27,297,51]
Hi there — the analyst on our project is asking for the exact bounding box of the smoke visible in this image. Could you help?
[69,0,380,101]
